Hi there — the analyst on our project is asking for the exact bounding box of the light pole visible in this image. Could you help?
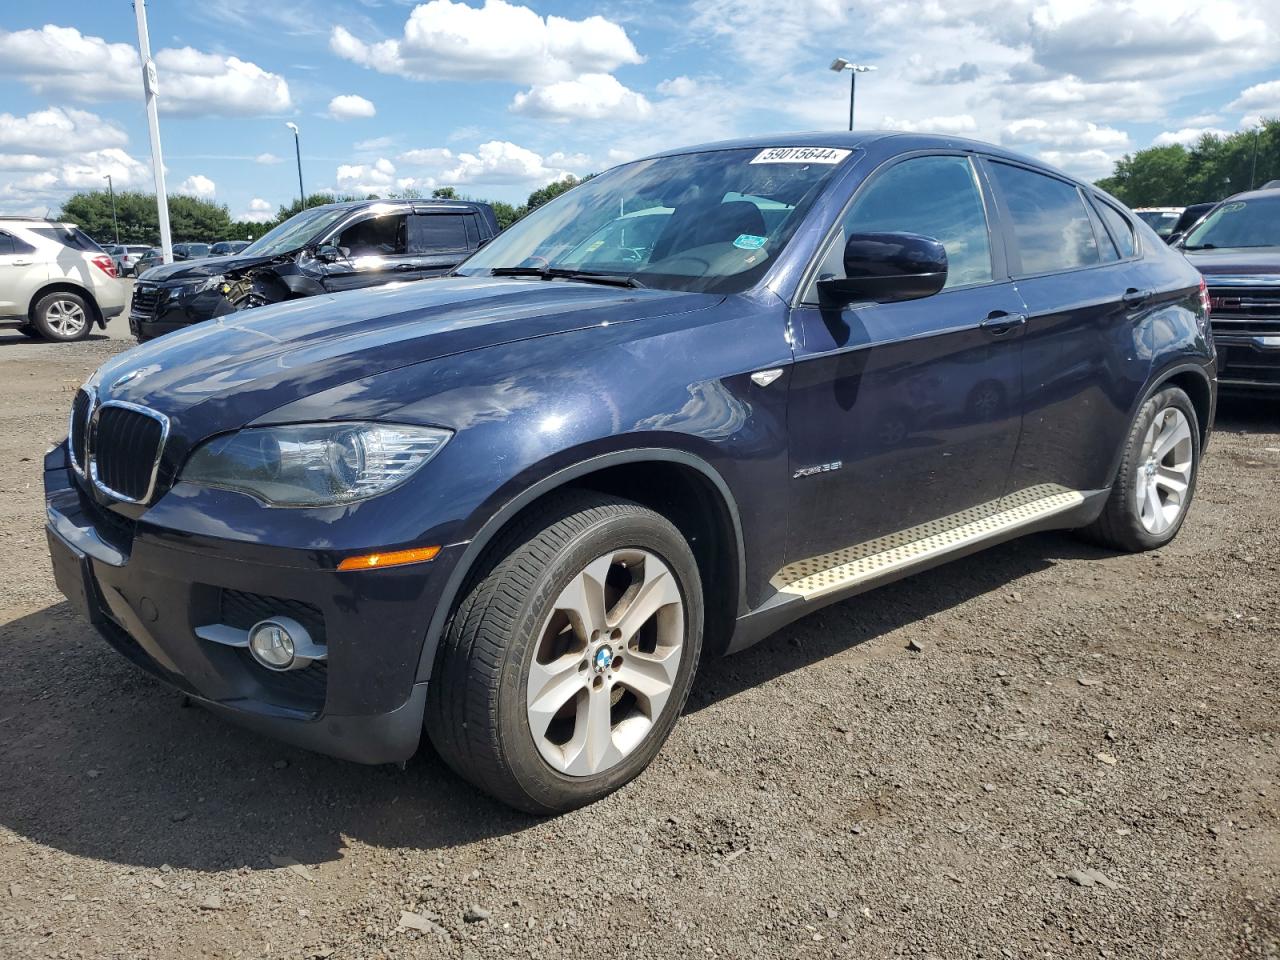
[1250,121,1264,191]
[133,0,172,263]
[103,174,119,244]
[286,122,305,210]
[830,58,876,131]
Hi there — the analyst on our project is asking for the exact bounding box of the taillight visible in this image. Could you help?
[91,255,117,278]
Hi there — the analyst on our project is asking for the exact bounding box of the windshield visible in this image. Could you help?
[456,146,853,293]
[1184,196,1280,249]
[241,205,351,257]
[1135,210,1180,237]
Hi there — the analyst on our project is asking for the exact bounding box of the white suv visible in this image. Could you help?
[0,218,127,341]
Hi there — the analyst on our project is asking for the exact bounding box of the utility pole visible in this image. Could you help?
[104,174,119,244]
[133,0,172,264]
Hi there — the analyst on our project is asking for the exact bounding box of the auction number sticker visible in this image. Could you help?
[750,146,851,165]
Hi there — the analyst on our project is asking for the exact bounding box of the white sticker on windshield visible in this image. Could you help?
[750,146,851,165]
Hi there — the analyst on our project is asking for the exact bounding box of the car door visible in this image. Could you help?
[981,159,1153,497]
[785,153,1026,566]
[318,209,413,293]
[0,230,49,318]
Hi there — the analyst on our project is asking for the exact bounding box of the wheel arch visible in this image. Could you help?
[414,448,746,682]
[28,281,103,328]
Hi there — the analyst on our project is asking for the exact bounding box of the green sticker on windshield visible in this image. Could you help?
[734,234,767,250]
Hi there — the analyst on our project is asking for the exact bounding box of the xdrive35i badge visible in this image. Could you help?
[794,461,842,479]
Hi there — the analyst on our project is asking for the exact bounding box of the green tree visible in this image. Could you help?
[1096,119,1280,205]
[431,186,458,199]
[525,176,582,212]
[60,190,235,245]
[274,193,363,222]
[490,200,525,230]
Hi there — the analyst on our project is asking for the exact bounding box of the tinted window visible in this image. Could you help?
[824,154,993,289]
[409,214,468,254]
[27,226,102,252]
[0,231,34,255]
[336,214,408,256]
[1184,195,1280,249]
[1095,201,1136,258]
[989,162,1100,274]
[0,232,14,256]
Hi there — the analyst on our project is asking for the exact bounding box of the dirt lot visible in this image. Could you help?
[0,317,1276,960]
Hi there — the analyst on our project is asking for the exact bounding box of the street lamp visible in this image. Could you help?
[103,174,119,245]
[286,121,305,210]
[830,58,877,131]
[1250,120,1264,191]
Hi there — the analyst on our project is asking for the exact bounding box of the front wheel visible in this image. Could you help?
[1081,385,1200,552]
[426,492,703,814]
[31,292,92,342]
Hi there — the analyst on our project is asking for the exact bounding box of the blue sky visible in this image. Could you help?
[1,0,1278,222]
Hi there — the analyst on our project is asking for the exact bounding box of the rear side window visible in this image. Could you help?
[988,162,1100,274]
[1095,201,1136,258]
[824,154,994,290]
[409,214,469,254]
[27,226,102,252]
[0,230,35,255]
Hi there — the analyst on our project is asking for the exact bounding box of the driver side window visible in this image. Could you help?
[817,155,994,292]
[334,214,408,259]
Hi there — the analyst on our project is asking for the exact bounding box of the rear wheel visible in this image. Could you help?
[1081,385,1200,552]
[426,491,703,814]
[31,292,92,342]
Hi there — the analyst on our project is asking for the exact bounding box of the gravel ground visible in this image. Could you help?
[0,316,1276,960]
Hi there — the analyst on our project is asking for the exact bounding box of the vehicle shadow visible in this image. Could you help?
[0,331,112,346]
[1213,393,1280,433]
[0,530,1110,873]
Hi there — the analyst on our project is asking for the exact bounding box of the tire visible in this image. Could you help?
[31,291,92,342]
[426,491,703,814]
[1081,385,1200,552]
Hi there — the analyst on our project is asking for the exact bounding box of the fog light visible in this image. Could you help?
[248,619,296,671]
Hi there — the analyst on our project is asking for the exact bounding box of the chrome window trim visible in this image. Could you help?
[88,400,170,504]
[67,385,96,478]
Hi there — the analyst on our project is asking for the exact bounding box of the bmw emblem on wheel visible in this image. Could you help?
[593,645,614,673]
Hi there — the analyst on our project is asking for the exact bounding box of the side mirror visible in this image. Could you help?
[314,243,343,263]
[817,232,948,305]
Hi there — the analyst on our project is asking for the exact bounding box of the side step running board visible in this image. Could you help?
[771,487,1087,601]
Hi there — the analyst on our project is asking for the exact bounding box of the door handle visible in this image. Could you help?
[1122,287,1152,305]
[980,311,1026,337]
[394,263,417,272]
[11,258,31,266]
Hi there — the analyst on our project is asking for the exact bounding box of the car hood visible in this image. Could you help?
[1182,247,1280,277]
[92,276,718,442]
[137,252,282,282]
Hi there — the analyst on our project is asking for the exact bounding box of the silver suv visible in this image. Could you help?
[0,218,127,341]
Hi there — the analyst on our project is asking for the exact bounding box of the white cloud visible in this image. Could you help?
[1036,149,1118,181]
[0,24,292,116]
[336,157,397,195]
[1152,127,1232,147]
[657,76,698,98]
[881,114,978,134]
[397,140,576,187]
[1003,118,1129,149]
[1230,79,1280,115]
[176,174,216,199]
[330,0,642,83]
[328,94,376,120]
[238,197,275,222]
[354,136,395,153]
[0,107,127,156]
[255,152,283,165]
[398,147,456,166]
[1,147,150,213]
[510,73,650,121]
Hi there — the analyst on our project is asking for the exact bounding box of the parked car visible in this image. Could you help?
[106,244,152,277]
[1134,207,1184,240]
[1178,185,1280,390]
[133,247,163,274]
[211,240,250,257]
[46,134,1215,813]
[0,218,125,341]
[1165,202,1216,246]
[129,199,499,341]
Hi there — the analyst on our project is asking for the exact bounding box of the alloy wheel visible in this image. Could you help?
[526,548,684,777]
[1134,406,1194,535]
[45,300,87,337]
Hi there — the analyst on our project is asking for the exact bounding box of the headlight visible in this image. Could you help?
[187,275,226,294]
[181,422,451,507]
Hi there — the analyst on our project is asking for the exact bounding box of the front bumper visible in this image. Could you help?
[1211,330,1280,390]
[43,445,446,764]
[129,282,236,340]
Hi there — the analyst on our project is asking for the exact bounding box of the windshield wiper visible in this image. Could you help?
[490,266,644,288]
[1183,243,1216,250]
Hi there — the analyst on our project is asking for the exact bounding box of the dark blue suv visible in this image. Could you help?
[45,134,1216,813]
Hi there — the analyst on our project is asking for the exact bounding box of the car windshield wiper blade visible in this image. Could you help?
[489,266,644,288]
[1183,243,1216,250]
